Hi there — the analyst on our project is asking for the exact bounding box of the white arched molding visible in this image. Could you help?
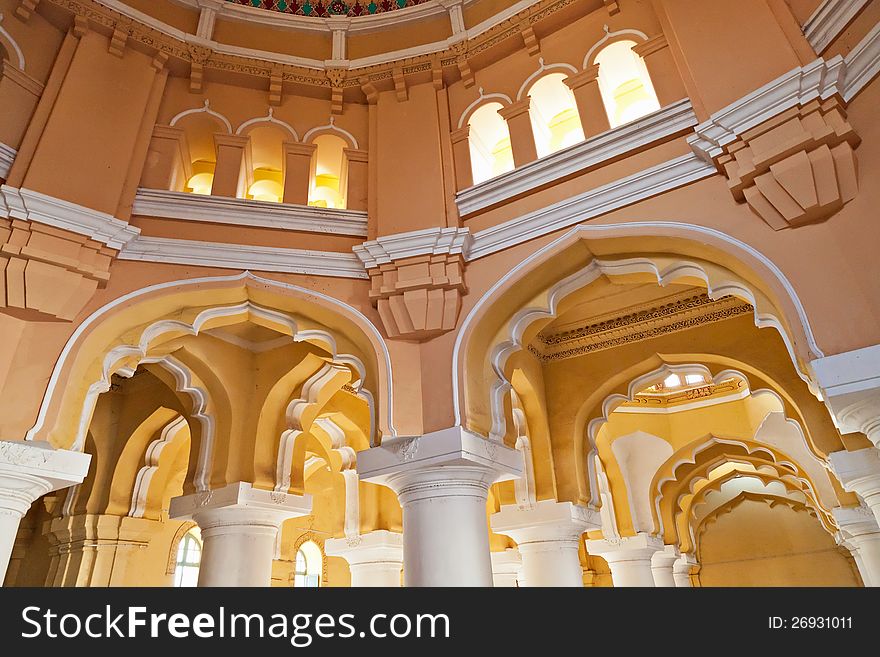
[481,256,818,450]
[452,222,825,435]
[129,415,189,518]
[236,107,300,141]
[582,26,650,69]
[25,272,396,451]
[169,99,233,134]
[456,87,514,129]
[516,58,580,100]
[0,14,26,70]
[302,116,359,148]
[510,388,537,510]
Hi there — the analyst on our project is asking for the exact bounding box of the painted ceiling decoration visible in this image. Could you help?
[227,0,431,18]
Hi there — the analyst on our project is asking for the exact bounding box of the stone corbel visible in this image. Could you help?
[353,227,472,341]
[716,97,860,229]
[14,0,40,22]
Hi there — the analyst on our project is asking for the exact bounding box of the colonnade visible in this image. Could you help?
[4,433,880,587]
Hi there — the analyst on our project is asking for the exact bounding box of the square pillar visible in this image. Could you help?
[564,65,611,138]
[140,125,190,192]
[450,125,473,190]
[497,98,538,167]
[632,35,688,107]
[282,141,317,205]
[343,147,369,211]
[211,133,249,198]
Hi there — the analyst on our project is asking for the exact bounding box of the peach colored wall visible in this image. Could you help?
[0,0,65,82]
[698,500,861,587]
[212,18,332,60]
[347,15,451,60]
[120,0,201,33]
[22,31,158,214]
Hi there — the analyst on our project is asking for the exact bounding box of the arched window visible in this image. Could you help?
[308,134,348,209]
[467,102,514,185]
[174,113,226,196]
[294,540,322,588]
[244,123,287,204]
[593,40,661,128]
[173,528,202,587]
[527,74,585,158]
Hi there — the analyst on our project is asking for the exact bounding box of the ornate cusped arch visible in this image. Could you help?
[25,272,396,463]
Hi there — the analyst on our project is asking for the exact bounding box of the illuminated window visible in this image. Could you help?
[663,374,682,389]
[248,169,283,203]
[173,528,202,587]
[308,134,348,209]
[467,102,514,185]
[593,40,661,127]
[294,540,322,588]
[527,74,585,158]
[185,161,215,196]
[244,124,288,203]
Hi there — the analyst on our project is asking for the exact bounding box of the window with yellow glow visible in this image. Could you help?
[293,540,322,588]
[308,134,348,209]
[594,40,661,128]
[244,124,287,203]
[247,169,283,203]
[527,74,585,158]
[467,102,515,185]
[173,528,202,587]
[185,161,215,196]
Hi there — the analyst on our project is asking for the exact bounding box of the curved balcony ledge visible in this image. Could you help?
[133,189,369,238]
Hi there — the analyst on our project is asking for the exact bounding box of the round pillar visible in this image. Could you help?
[325,530,403,587]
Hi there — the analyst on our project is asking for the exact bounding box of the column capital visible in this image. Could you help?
[497,97,532,121]
[833,504,880,539]
[829,448,880,499]
[450,125,470,144]
[586,533,665,562]
[491,499,601,544]
[169,481,312,529]
[491,548,522,587]
[343,147,369,164]
[283,141,318,158]
[0,441,91,516]
[651,543,680,568]
[564,65,601,91]
[632,34,669,58]
[812,345,880,446]
[213,133,250,149]
[325,529,403,566]
[357,426,522,495]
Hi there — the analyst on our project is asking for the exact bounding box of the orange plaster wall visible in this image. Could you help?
[119,0,201,34]
[698,500,861,587]
[0,0,65,82]
[22,31,157,214]
[821,0,880,59]
[212,18,332,61]
[347,15,451,60]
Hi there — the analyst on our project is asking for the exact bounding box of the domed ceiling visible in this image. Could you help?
[227,0,431,18]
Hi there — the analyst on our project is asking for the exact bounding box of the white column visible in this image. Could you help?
[833,505,880,587]
[651,544,680,587]
[586,534,664,587]
[829,448,880,527]
[0,441,90,585]
[357,427,522,587]
[170,481,311,587]
[673,553,698,587]
[491,548,522,587]
[812,345,880,448]
[325,530,403,587]
[491,500,600,587]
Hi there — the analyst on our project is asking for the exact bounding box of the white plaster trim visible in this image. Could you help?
[0,141,15,179]
[302,117,359,148]
[687,57,847,162]
[0,185,141,250]
[0,13,26,71]
[132,188,368,237]
[169,99,233,134]
[235,107,299,140]
[118,235,367,279]
[353,226,472,269]
[457,99,697,216]
[583,27,649,68]
[803,0,871,53]
[128,415,188,517]
[25,272,396,450]
[457,89,514,130]
[842,21,880,102]
[451,222,825,429]
[466,153,716,260]
[812,344,880,399]
[516,58,579,100]
[611,385,751,415]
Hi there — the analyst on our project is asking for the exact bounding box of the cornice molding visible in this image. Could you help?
[133,188,368,237]
[0,142,15,180]
[118,234,368,279]
[689,26,880,161]
[802,0,871,53]
[0,185,140,250]
[687,57,847,161]
[353,226,472,269]
[466,153,716,260]
[456,99,696,216]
